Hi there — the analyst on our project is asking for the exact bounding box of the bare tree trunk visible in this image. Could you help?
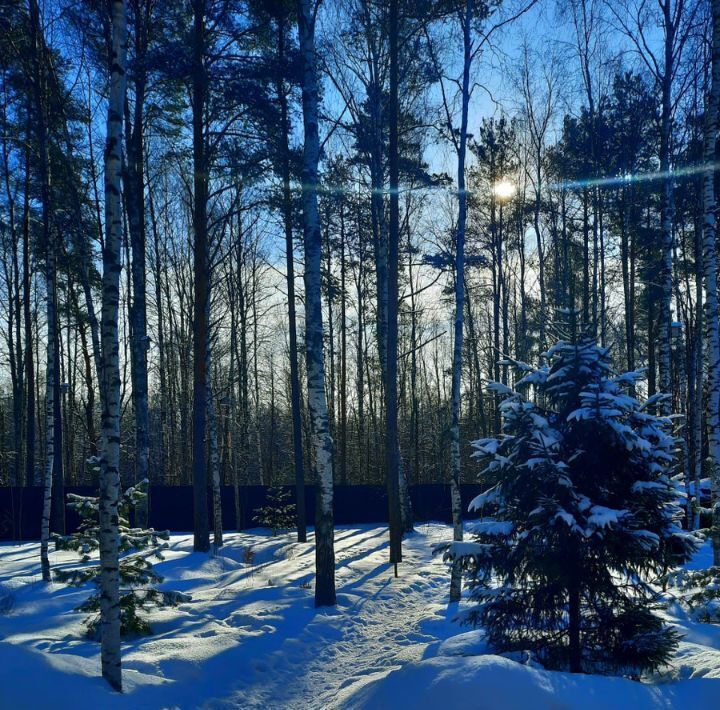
[658,2,676,415]
[22,142,35,487]
[276,11,307,542]
[339,203,348,488]
[50,296,64,535]
[40,267,55,583]
[125,2,150,527]
[207,324,223,548]
[354,208,366,483]
[148,168,167,481]
[297,0,336,607]
[693,219,703,530]
[97,0,127,691]
[449,0,472,602]
[385,0,403,569]
[1,98,23,490]
[534,168,546,353]
[191,0,210,552]
[703,0,720,564]
[28,0,54,582]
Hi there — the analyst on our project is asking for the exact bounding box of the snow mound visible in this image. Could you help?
[436,629,488,657]
[342,654,720,709]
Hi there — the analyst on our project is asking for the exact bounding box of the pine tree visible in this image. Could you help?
[253,486,297,536]
[449,313,701,676]
[54,475,189,638]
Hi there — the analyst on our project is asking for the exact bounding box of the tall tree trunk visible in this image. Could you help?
[658,4,676,415]
[568,580,581,673]
[207,322,223,548]
[534,163,546,353]
[449,0,472,602]
[22,142,35,487]
[125,3,150,527]
[191,0,210,552]
[703,0,720,564]
[98,0,127,691]
[148,167,168,481]
[1,98,23,489]
[29,0,54,582]
[297,0,336,606]
[692,216,703,530]
[385,0,402,569]
[354,211,366,483]
[276,12,307,542]
[620,186,635,376]
[339,202,348,487]
[408,228,419,483]
[51,317,64,534]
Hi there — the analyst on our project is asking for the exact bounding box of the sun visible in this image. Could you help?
[493,180,517,201]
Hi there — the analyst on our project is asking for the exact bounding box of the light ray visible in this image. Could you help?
[294,161,720,197]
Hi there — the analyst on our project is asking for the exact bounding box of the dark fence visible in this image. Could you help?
[0,484,484,541]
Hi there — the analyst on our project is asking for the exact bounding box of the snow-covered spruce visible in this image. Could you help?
[447,319,701,676]
[53,473,189,638]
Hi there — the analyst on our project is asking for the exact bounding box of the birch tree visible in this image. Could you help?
[703,0,720,564]
[431,0,477,602]
[297,0,336,606]
[97,0,127,690]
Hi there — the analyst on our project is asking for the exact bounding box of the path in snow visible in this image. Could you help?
[212,525,458,708]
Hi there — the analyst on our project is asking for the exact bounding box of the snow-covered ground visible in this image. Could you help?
[1,523,720,709]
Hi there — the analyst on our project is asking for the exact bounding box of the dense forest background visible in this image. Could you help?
[0,0,712,505]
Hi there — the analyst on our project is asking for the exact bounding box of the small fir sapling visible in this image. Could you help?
[446,313,702,676]
[253,486,296,536]
[53,466,190,638]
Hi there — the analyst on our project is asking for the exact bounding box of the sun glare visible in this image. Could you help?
[493,179,516,201]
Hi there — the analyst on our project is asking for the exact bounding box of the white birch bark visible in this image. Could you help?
[703,0,720,564]
[98,0,127,690]
[297,0,336,606]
